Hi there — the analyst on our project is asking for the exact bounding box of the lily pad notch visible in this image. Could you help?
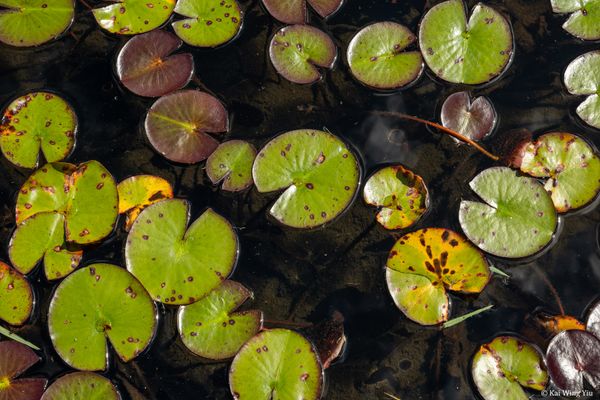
[93,0,175,35]
[440,91,497,141]
[550,0,600,40]
[261,0,345,24]
[206,140,257,191]
[564,51,600,129]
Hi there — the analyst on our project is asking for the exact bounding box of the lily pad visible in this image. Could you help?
[144,90,229,164]
[177,280,263,360]
[93,0,175,35]
[0,0,74,47]
[0,92,77,169]
[206,140,256,192]
[440,91,497,141]
[301,312,346,369]
[472,336,548,400]
[386,228,490,325]
[0,262,33,326]
[418,0,513,85]
[172,0,242,48]
[261,0,344,24]
[459,167,558,258]
[564,51,600,129]
[48,263,157,371]
[546,330,600,391]
[551,0,600,40]
[531,312,585,336]
[363,165,429,230]
[229,328,323,400]
[0,341,46,400]
[252,129,360,229]
[117,175,173,231]
[40,372,120,400]
[587,299,600,339]
[347,22,423,90]
[125,199,238,305]
[269,25,337,84]
[116,30,194,98]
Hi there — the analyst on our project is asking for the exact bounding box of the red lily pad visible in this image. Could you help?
[0,341,46,400]
[440,91,497,142]
[546,330,600,391]
[261,0,344,24]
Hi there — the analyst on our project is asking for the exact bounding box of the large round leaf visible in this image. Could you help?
[0,262,33,326]
[117,174,173,231]
[48,263,157,371]
[206,140,256,192]
[418,0,513,85]
[252,129,360,229]
[546,330,600,391]
[0,341,46,400]
[40,372,120,400]
[125,199,238,305]
[459,167,558,258]
[564,51,600,129]
[551,0,600,40]
[440,91,496,142]
[261,0,344,24]
[93,0,175,35]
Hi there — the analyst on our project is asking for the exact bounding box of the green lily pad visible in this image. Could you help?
[518,133,600,213]
[459,167,558,258]
[0,0,74,47]
[117,175,174,231]
[261,0,344,24]
[564,51,600,129]
[125,199,238,305]
[440,91,497,141]
[347,22,423,90]
[0,92,77,169]
[386,228,490,325]
[363,165,429,230]
[0,341,46,400]
[229,328,323,400]
[551,0,600,40]
[178,280,263,360]
[472,336,548,400]
[48,263,157,371]
[252,129,360,229]
[418,0,513,85]
[93,0,175,35]
[40,372,120,400]
[172,0,242,48]
[206,140,257,192]
[0,262,33,326]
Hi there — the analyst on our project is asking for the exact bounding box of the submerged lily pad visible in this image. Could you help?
[40,372,119,400]
[440,91,496,141]
[48,263,157,371]
[145,90,229,164]
[546,330,600,391]
[172,0,242,48]
[363,165,429,230]
[0,92,77,169]
[261,0,344,24]
[0,262,33,326]
[252,129,360,229]
[419,0,513,85]
[459,167,557,258]
[206,140,256,192]
[93,0,175,35]
[269,25,336,84]
[472,336,548,400]
[551,0,600,40]
[117,175,174,231]
[125,199,238,305]
[386,228,490,325]
[178,280,263,360]
[229,328,323,400]
[564,51,600,129]
[347,22,423,90]
[0,341,46,400]
[116,30,194,98]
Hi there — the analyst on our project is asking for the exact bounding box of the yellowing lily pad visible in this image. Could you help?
[551,0,600,40]
[564,51,600,129]
[0,341,46,400]
[206,140,256,192]
[40,372,120,400]
[117,175,174,231]
[93,0,175,35]
[0,262,33,326]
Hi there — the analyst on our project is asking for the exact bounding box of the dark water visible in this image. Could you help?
[1,0,599,399]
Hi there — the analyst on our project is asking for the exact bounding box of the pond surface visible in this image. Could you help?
[0,0,599,399]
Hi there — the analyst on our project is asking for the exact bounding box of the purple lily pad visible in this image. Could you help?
[144,90,229,164]
[116,30,194,98]
[0,341,46,400]
[587,299,600,339]
[546,330,600,391]
[440,91,497,142]
[262,0,344,24]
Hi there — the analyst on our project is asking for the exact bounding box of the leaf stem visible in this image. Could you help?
[532,264,565,316]
[0,325,40,351]
[442,304,494,329]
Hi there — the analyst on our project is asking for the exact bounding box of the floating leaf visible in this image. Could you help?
[206,140,256,192]
[531,312,585,336]
[587,299,600,339]
[40,372,120,400]
[564,51,600,129]
[0,262,33,326]
[347,22,423,90]
[125,199,238,305]
[48,263,157,371]
[0,341,46,400]
[93,0,175,35]
[363,165,429,230]
[178,280,263,360]
[229,329,323,400]
[440,91,496,141]
[144,90,229,164]
[472,336,548,400]
[301,312,346,369]
[116,30,194,98]
[172,0,242,48]
[0,92,77,169]
[419,0,513,85]
[117,175,174,231]
[459,167,557,258]
[386,228,490,325]
[546,330,600,391]
[261,0,343,24]
[252,129,360,229]
[550,0,600,40]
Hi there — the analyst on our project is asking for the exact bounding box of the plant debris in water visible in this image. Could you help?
[0,340,46,400]
[261,0,344,24]
[40,372,120,400]
[0,261,33,326]
[117,174,174,231]
[440,91,496,142]
[550,0,600,40]
[206,140,257,192]
[93,0,175,35]
[564,50,600,129]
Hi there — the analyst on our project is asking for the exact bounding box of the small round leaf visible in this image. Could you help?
[93,0,175,35]
[0,341,46,400]
[206,140,257,192]
[551,0,600,40]
[440,91,497,141]
[41,372,119,400]
[261,0,344,24]
[0,262,33,326]
[117,175,174,231]
[546,330,600,391]
[564,51,600,129]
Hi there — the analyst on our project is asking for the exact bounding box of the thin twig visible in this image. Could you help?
[532,264,565,315]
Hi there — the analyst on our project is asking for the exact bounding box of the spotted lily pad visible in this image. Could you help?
[93,0,175,35]
[0,0,74,47]
[125,199,238,305]
[0,341,46,400]
[363,165,429,230]
[551,0,600,40]
[206,140,256,192]
[269,25,336,84]
[261,0,344,24]
[0,262,33,326]
[116,30,194,98]
[546,330,600,391]
[459,167,558,258]
[40,372,120,400]
[252,129,360,229]
[587,299,600,339]
[386,228,490,325]
[145,90,229,164]
[172,0,242,48]
[178,280,262,360]
[564,51,600,129]
[347,22,423,90]
[0,92,77,169]
[117,175,173,231]
[440,91,497,141]
[419,0,513,85]
[472,336,548,400]
[229,328,323,400]
[48,263,157,371]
